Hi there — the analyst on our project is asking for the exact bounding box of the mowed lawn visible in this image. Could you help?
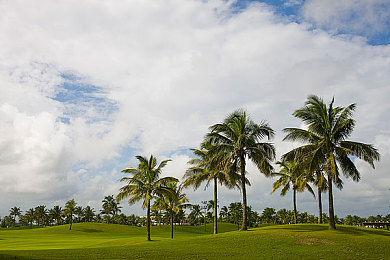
[0,223,389,259]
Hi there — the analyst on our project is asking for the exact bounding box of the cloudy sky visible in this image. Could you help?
[0,0,389,218]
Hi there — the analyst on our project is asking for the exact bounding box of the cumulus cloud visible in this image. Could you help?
[0,0,389,217]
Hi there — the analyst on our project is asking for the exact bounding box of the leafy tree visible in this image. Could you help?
[34,205,48,226]
[116,155,178,241]
[283,95,380,229]
[152,182,189,239]
[189,204,202,225]
[261,208,276,224]
[204,109,275,230]
[271,160,314,224]
[63,199,77,230]
[24,208,35,227]
[228,202,243,229]
[183,145,239,234]
[83,206,95,222]
[9,206,22,226]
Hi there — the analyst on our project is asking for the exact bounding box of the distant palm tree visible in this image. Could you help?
[101,195,122,223]
[116,155,178,241]
[271,160,315,224]
[34,206,48,226]
[9,206,22,226]
[183,145,239,234]
[25,208,35,227]
[189,204,202,226]
[228,202,242,230]
[219,206,229,222]
[63,199,77,230]
[204,109,275,230]
[50,206,62,225]
[152,182,189,239]
[83,206,95,222]
[282,95,380,229]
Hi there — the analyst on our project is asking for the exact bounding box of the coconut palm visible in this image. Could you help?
[84,206,95,222]
[204,109,276,230]
[282,95,380,229]
[34,205,48,226]
[24,208,35,227]
[189,204,202,225]
[183,145,240,234]
[63,199,77,230]
[9,207,22,226]
[49,206,62,225]
[271,160,315,224]
[152,182,189,239]
[116,155,178,241]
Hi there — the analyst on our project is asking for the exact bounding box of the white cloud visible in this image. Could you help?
[0,0,389,217]
[302,0,390,38]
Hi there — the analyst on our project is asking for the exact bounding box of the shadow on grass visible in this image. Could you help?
[76,228,103,233]
[264,224,390,237]
[0,253,34,260]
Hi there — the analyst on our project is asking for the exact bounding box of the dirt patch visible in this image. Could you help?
[296,238,335,246]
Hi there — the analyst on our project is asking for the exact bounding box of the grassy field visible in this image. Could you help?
[0,222,388,259]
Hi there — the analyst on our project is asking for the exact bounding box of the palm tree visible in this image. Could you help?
[189,204,202,225]
[283,95,380,229]
[204,109,276,230]
[271,160,315,224]
[183,145,239,234]
[152,182,189,239]
[9,207,22,226]
[25,208,35,227]
[219,206,229,222]
[63,199,77,230]
[101,195,122,224]
[84,206,95,222]
[228,202,242,230]
[34,205,48,226]
[116,155,178,241]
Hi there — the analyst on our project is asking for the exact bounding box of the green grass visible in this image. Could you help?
[0,223,388,259]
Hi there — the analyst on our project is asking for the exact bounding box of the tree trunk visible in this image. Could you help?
[318,186,322,224]
[69,214,72,230]
[240,155,247,231]
[293,187,297,224]
[328,176,336,229]
[170,211,174,239]
[214,177,218,234]
[147,200,151,240]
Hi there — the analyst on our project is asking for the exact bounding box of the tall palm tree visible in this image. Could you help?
[204,109,276,230]
[282,95,380,229]
[152,182,189,239]
[271,160,315,224]
[63,199,77,230]
[116,155,178,241]
[183,145,239,234]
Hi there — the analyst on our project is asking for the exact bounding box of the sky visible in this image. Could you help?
[0,0,389,219]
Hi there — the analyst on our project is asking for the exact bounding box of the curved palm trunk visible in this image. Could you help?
[328,176,336,229]
[170,211,174,239]
[214,177,218,234]
[240,156,248,231]
[318,186,322,224]
[293,187,297,224]
[147,200,151,240]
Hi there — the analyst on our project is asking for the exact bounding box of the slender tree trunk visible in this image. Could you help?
[214,177,218,234]
[147,200,151,240]
[69,214,72,230]
[170,211,174,239]
[240,155,247,231]
[293,187,297,224]
[328,176,336,230]
[318,186,322,224]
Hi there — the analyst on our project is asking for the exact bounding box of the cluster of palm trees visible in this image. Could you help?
[116,95,380,241]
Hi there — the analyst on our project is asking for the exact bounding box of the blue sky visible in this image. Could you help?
[0,0,389,218]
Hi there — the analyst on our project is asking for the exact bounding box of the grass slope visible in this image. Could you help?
[0,223,388,259]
